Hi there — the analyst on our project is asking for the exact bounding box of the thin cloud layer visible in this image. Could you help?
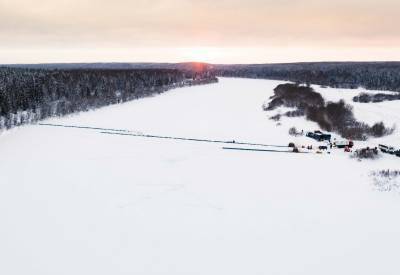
[0,0,399,62]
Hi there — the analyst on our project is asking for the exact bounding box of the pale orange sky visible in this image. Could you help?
[1,0,399,63]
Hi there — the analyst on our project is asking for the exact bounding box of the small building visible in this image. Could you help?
[306,130,331,142]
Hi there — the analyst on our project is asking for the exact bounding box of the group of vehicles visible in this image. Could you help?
[306,130,354,151]
[289,130,353,154]
[303,130,399,158]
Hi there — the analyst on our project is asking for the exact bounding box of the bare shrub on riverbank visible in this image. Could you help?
[371,170,400,192]
[264,83,394,140]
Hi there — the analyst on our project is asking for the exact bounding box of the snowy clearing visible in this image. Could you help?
[0,78,400,275]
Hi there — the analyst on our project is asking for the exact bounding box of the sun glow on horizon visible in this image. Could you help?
[179,47,228,63]
[2,46,400,65]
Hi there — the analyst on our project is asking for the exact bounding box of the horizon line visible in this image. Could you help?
[2,60,400,66]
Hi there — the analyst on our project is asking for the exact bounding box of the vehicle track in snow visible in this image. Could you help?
[39,122,289,148]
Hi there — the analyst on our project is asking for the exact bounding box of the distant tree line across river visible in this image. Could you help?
[8,61,400,92]
[212,62,400,92]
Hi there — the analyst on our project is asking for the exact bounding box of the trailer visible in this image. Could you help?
[334,140,354,149]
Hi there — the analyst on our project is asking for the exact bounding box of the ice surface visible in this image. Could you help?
[0,78,399,275]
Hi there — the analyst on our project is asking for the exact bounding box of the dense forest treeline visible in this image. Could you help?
[8,61,400,92]
[0,67,217,130]
[6,62,213,72]
[213,62,400,92]
[353,92,400,103]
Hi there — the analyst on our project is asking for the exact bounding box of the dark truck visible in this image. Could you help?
[334,140,354,149]
[306,131,332,142]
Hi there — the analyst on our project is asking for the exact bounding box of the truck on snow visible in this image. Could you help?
[334,140,354,149]
[379,144,400,157]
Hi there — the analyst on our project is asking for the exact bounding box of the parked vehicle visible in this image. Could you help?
[379,144,396,154]
[379,144,400,157]
[335,140,354,149]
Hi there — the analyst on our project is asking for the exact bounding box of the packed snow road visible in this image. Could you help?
[0,78,399,275]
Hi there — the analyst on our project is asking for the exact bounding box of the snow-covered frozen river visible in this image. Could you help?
[1,78,400,275]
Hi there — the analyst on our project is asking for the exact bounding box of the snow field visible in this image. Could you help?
[0,78,399,275]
